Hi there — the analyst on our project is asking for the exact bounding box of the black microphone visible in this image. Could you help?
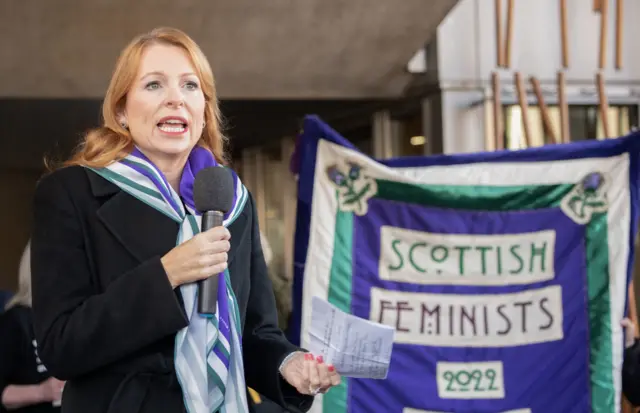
[193,166,235,316]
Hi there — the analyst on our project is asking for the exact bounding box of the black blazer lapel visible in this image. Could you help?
[86,169,179,264]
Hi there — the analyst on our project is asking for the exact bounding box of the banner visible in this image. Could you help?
[288,115,640,413]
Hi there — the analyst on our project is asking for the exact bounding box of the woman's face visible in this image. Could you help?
[121,43,206,165]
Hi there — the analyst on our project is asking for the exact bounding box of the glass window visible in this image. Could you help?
[396,112,426,157]
[504,104,638,149]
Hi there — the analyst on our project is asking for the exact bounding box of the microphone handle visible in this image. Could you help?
[197,210,225,316]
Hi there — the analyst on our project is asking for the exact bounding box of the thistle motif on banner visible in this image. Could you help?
[325,160,377,216]
[560,172,608,225]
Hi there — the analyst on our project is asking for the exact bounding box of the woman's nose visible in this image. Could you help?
[165,86,184,107]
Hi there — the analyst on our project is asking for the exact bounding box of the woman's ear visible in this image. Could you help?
[117,113,128,130]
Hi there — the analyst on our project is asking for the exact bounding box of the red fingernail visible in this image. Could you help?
[328,365,335,372]
[316,355,324,363]
[305,353,313,361]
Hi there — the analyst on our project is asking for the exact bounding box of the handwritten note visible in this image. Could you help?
[308,296,395,379]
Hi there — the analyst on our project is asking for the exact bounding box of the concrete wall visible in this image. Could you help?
[436,0,640,153]
[0,0,458,99]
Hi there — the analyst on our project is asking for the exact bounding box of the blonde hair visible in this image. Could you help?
[58,27,227,169]
[5,241,32,310]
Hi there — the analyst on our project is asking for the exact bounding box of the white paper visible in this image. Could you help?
[308,296,395,379]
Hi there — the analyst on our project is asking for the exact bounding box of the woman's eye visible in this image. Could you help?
[185,81,199,90]
[145,81,161,90]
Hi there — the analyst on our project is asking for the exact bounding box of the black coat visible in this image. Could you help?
[30,166,312,413]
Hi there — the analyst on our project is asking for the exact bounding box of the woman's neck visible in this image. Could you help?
[163,168,183,192]
[141,150,188,192]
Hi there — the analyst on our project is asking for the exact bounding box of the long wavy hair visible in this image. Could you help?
[58,27,227,169]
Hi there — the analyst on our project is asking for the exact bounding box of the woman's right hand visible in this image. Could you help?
[161,226,231,288]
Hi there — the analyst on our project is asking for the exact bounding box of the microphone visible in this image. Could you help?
[193,166,235,316]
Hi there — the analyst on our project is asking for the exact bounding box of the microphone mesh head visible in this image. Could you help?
[193,166,235,213]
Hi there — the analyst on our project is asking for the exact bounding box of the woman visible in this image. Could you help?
[30,27,340,413]
[0,242,65,412]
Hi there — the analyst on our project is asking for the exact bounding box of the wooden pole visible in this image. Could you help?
[530,77,559,144]
[560,0,569,68]
[597,72,611,138]
[594,0,602,12]
[615,0,623,70]
[495,0,504,67]
[514,72,531,148]
[492,72,504,150]
[505,0,514,68]
[557,71,571,143]
[599,0,609,69]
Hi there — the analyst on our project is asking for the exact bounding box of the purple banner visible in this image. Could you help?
[348,198,590,413]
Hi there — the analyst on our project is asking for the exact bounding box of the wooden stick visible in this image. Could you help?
[597,72,610,138]
[505,0,514,68]
[557,71,571,143]
[594,0,602,12]
[599,0,609,69]
[530,77,559,144]
[616,0,623,70]
[560,0,569,68]
[495,0,504,67]
[492,72,504,150]
[514,72,531,148]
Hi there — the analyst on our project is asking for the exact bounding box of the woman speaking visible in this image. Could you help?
[29,27,340,413]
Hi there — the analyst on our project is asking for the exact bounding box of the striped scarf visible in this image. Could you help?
[87,146,249,413]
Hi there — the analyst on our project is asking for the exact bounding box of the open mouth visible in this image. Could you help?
[157,118,188,134]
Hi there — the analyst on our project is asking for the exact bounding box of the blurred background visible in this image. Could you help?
[2,0,639,323]
[0,1,639,409]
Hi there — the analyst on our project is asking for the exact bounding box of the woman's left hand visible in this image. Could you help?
[281,352,342,396]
